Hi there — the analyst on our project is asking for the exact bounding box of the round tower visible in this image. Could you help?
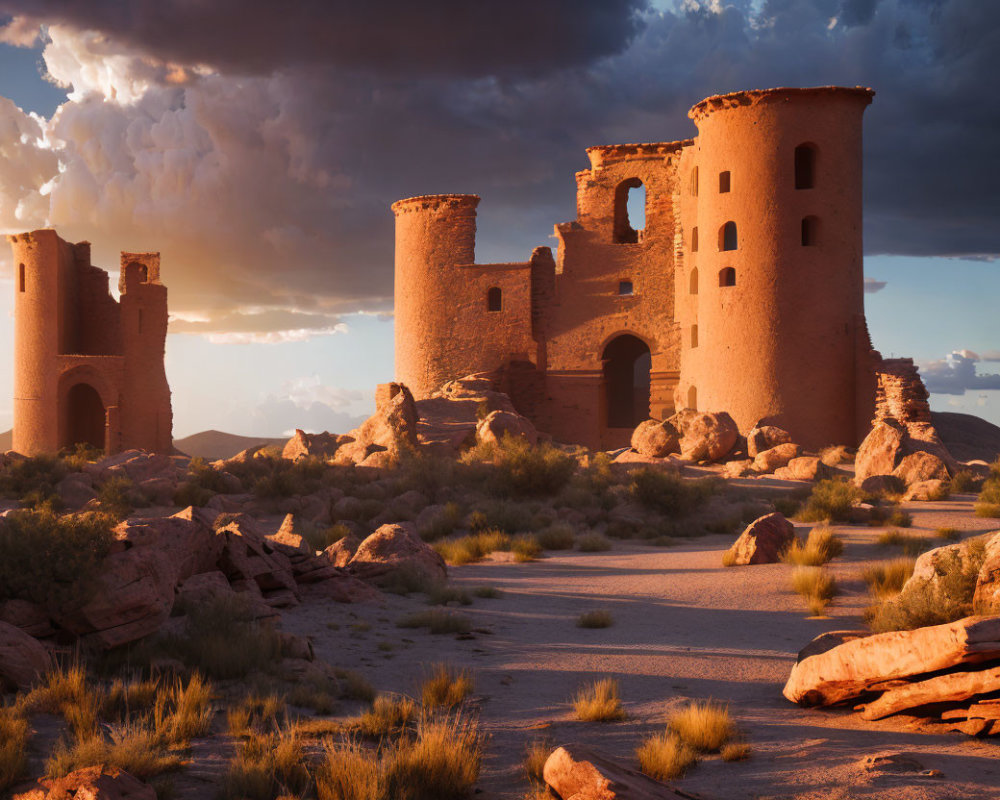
[392,194,480,397]
[681,86,874,447]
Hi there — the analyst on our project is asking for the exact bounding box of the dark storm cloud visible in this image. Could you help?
[0,1,649,77]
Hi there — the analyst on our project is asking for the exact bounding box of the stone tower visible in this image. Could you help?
[8,229,173,456]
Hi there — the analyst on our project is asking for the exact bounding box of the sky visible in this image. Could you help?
[0,0,998,437]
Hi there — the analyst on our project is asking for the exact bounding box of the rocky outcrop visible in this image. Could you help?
[667,409,738,463]
[543,744,693,800]
[323,533,361,568]
[773,456,832,482]
[855,418,956,485]
[281,430,348,461]
[746,425,792,458]
[724,513,795,566]
[0,620,53,691]
[13,765,156,800]
[476,409,537,447]
[752,443,801,473]
[973,534,1000,614]
[874,358,932,425]
[348,522,447,587]
[334,383,419,466]
[630,419,680,458]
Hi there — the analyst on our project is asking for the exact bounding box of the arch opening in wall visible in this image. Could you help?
[801,216,819,246]
[601,334,651,429]
[687,385,697,411]
[487,287,502,312]
[691,227,698,252]
[719,221,737,251]
[689,268,698,295]
[63,382,105,452]
[719,267,736,287]
[614,178,645,243]
[795,143,817,190]
[719,171,731,193]
[18,264,25,293]
[125,261,148,284]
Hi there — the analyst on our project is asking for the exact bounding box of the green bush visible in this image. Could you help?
[0,509,115,608]
[629,469,714,516]
[536,523,575,550]
[0,455,67,506]
[96,476,142,520]
[950,471,982,493]
[797,480,860,523]
[468,499,535,534]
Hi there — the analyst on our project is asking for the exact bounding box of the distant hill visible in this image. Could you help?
[0,430,10,451]
[173,430,287,461]
[931,412,1000,464]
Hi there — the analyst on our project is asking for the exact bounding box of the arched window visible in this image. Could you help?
[795,143,817,190]
[613,177,645,243]
[618,280,634,296]
[719,171,731,193]
[687,385,697,411]
[691,167,699,197]
[487,287,502,312]
[689,268,698,295]
[719,267,736,287]
[719,221,738,251]
[801,216,819,246]
[18,264,25,293]
[690,324,699,348]
[691,226,699,252]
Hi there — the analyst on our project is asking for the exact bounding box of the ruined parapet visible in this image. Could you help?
[874,357,932,425]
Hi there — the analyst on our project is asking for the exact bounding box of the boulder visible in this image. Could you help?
[746,425,793,458]
[773,456,832,482]
[855,419,956,484]
[891,536,989,610]
[859,474,905,496]
[116,507,222,584]
[893,451,951,485]
[0,599,54,638]
[724,512,795,566]
[630,419,680,458]
[0,621,52,691]
[752,443,802,473]
[667,409,738,462]
[972,533,1000,614]
[476,409,538,447]
[56,475,97,510]
[215,515,299,600]
[722,459,753,478]
[783,616,1000,707]
[348,522,447,587]
[137,476,177,506]
[13,765,155,800]
[323,533,361,568]
[267,514,313,556]
[902,479,949,502]
[543,744,691,800]
[389,490,430,520]
[282,429,347,461]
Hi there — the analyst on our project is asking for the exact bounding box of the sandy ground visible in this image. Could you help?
[281,493,1000,800]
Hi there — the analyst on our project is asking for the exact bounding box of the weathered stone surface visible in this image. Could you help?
[116,507,221,583]
[752,443,801,473]
[0,620,52,690]
[267,514,312,555]
[746,425,793,458]
[902,479,949,502]
[281,430,346,461]
[973,533,1000,615]
[0,599,54,638]
[138,476,177,506]
[855,418,956,484]
[795,630,868,663]
[215,515,299,598]
[783,616,1000,707]
[893,451,950,486]
[348,522,447,586]
[893,536,990,611]
[88,450,177,485]
[543,744,692,800]
[630,419,680,458]
[13,765,156,800]
[667,409,739,462]
[722,458,753,478]
[862,664,1000,720]
[477,409,538,447]
[773,456,832,482]
[323,533,362,568]
[336,383,419,466]
[858,474,905,496]
[724,512,795,566]
[56,475,97,510]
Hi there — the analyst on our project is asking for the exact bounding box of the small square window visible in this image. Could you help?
[618,281,634,296]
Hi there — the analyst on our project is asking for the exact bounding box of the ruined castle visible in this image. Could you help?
[394,86,881,450]
[7,229,172,456]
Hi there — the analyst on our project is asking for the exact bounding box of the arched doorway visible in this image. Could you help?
[602,334,651,428]
[64,383,106,451]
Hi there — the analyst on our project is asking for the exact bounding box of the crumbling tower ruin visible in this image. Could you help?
[393,86,879,451]
[8,229,173,456]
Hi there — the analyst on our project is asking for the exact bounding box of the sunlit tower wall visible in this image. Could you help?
[681,86,875,448]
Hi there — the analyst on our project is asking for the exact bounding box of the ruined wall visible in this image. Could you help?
[873,357,932,424]
[7,229,173,456]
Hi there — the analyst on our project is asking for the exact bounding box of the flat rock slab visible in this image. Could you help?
[543,744,700,800]
[861,664,1000,720]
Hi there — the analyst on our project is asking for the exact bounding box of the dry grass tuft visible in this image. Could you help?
[572,678,626,722]
[351,694,417,738]
[535,524,576,550]
[577,610,614,629]
[877,530,931,556]
[790,566,838,616]
[397,609,473,635]
[433,530,511,565]
[315,737,380,800]
[861,558,915,598]
[522,737,551,782]
[936,527,961,541]
[796,480,860,522]
[636,732,697,780]
[0,706,29,792]
[781,525,843,566]
[721,741,752,762]
[220,727,309,800]
[382,715,483,800]
[421,664,473,710]
[667,700,735,753]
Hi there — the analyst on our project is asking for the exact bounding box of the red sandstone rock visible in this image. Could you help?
[543,744,691,799]
[476,409,538,447]
[116,507,222,584]
[855,418,956,484]
[722,458,753,478]
[323,533,362,568]
[893,451,950,485]
[973,533,1000,615]
[630,419,680,458]
[13,765,156,800]
[268,514,312,556]
[858,474,904,495]
[348,522,447,587]
[0,599,54,638]
[668,409,739,462]
[862,664,1000,721]
[795,630,868,662]
[752,442,801,473]
[0,620,52,690]
[281,429,347,461]
[724,512,795,565]
[783,616,1000,707]
[773,456,832,482]
[746,425,793,458]
[215,515,299,600]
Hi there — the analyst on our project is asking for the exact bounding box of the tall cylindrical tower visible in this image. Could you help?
[9,230,66,455]
[682,86,874,448]
[392,194,480,398]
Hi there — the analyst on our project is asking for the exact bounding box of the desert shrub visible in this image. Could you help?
[924,482,951,501]
[382,715,484,800]
[877,530,931,556]
[860,475,905,501]
[797,479,860,523]
[536,523,575,550]
[0,454,67,505]
[636,732,697,780]
[630,469,714,516]
[950,470,981,493]
[0,707,28,792]
[463,436,577,498]
[790,567,838,616]
[511,533,542,561]
[395,450,459,501]
[975,471,1000,518]
[421,664,473,710]
[379,565,443,597]
[397,610,472,635]
[577,532,612,552]
[772,496,804,518]
[220,727,309,800]
[60,442,104,471]
[522,737,551,781]
[287,673,340,715]
[573,678,626,722]
[862,558,916,597]
[425,585,472,606]
[668,700,735,753]
[577,610,614,629]
[237,455,325,502]
[418,502,464,542]
[96,476,141,519]
[172,481,215,508]
[887,508,913,528]
[0,509,115,608]
[433,530,511,565]
[472,586,502,599]
[781,525,844,566]
[936,527,961,541]
[469,499,536,534]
